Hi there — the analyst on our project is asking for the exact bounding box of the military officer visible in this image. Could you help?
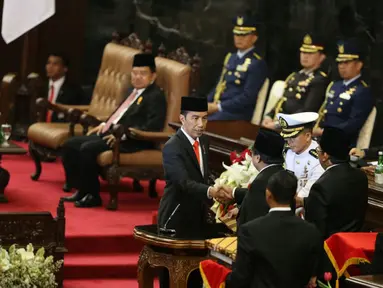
[263,33,329,130]
[313,39,374,146]
[277,112,325,197]
[207,15,268,121]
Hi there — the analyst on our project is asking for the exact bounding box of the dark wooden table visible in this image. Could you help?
[0,141,27,202]
[346,275,383,287]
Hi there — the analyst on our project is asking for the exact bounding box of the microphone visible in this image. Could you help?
[159,204,180,235]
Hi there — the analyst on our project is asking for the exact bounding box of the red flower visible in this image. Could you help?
[324,272,332,282]
[230,151,239,163]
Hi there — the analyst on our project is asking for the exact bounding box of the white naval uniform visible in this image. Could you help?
[285,140,324,197]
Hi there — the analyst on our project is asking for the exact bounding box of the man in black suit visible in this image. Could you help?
[44,52,85,122]
[157,96,232,238]
[297,126,368,239]
[61,54,167,208]
[225,170,323,288]
[221,128,285,227]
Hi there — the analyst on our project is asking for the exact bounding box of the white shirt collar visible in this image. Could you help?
[269,207,292,212]
[237,47,254,59]
[326,163,341,171]
[135,87,145,97]
[343,74,361,86]
[180,127,199,145]
[258,163,281,174]
[49,76,65,90]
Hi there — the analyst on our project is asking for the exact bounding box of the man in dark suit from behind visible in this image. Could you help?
[157,96,232,288]
[297,126,368,239]
[44,52,85,122]
[61,54,167,208]
[226,170,323,288]
[220,128,285,227]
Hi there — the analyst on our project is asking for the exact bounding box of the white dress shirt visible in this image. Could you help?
[237,46,254,59]
[48,76,65,104]
[343,74,361,86]
[269,207,291,212]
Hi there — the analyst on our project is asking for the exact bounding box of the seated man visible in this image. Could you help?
[225,170,323,288]
[61,54,167,207]
[297,127,368,239]
[207,15,268,121]
[277,112,324,197]
[44,52,85,122]
[263,33,329,130]
[222,128,285,227]
[313,39,373,146]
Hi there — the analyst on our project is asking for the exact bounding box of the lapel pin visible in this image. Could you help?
[137,96,143,105]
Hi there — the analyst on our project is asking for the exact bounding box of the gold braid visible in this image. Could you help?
[213,53,231,103]
[272,72,296,121]
[314,81,334,130]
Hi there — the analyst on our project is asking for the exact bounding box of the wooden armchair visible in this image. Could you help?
[0,200,66,287]
[78,48,201,210]
[28,41,142,183]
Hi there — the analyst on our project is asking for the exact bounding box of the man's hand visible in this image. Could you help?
[209,185,233,203]
[350,147,366,159]
[262,117,276,130]
[226,207,239,219]
[208,102,219,115]
[312,128,323,137]
[87,124,104,136]
[102,134,116,148]
[295,196,304,208]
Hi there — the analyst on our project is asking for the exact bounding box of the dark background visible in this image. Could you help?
[0,0,382,145]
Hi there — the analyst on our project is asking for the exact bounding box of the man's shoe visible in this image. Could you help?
[75,194,102,208]
[61,191,83,202]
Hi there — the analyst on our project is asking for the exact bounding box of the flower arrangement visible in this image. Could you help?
[0,244,63,288]
[211,146,258,224]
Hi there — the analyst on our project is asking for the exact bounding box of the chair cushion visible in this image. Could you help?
[28,123,84,149]
[97,150,162,167]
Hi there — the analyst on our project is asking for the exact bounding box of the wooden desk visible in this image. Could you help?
[362,167,383,229]
[346,275,383,287]
[134,225,209,288]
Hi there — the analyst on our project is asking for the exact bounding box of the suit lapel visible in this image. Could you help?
[176,129,203,177]
[200,136,209,181]
[56,81,65,103]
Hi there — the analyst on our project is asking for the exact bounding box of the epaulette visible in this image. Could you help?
[283,145,290,158]
[319,71,328,78]
[361,80,369,87]
[325,81,334,94]
[284,72,296,83]
[253,52,262,60]
[309,149,319,159]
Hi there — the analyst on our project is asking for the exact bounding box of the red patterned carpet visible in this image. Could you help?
[0,142,162,287]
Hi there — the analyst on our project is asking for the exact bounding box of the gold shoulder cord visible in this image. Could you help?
[314,81,334,129]
[272,72,295,121]
[213,53,231,103]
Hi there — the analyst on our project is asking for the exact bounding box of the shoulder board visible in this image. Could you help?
[319,71,328,78]
[223,53,231,65]
[253,52,262,60]
[309,149,319,159]
[325,81,334,94]
[285,72,296,83]
[361,80,369,87]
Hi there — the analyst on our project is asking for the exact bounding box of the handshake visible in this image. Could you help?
[209,185,234,204]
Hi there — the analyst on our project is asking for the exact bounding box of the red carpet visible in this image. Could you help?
[1,142,162,287]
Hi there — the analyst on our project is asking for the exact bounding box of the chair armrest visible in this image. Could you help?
[80,113,103,127]
[127,128,173,142]
[56,104,90,112]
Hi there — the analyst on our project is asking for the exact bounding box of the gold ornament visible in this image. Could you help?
[303,34,312,45]
[237,16,244,26]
